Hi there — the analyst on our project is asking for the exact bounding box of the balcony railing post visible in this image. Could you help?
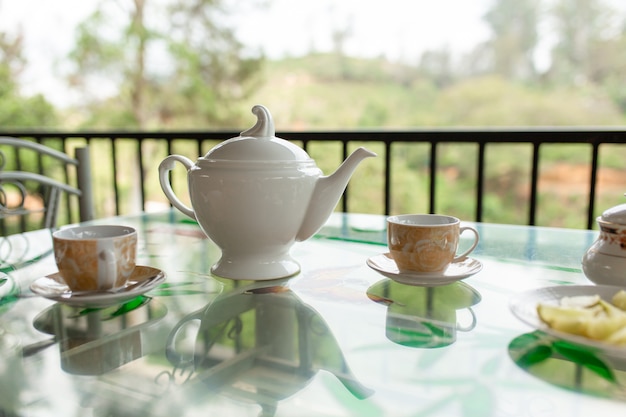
[137,138,146,212]
[476,142,486,223]
[588,142,600,229]
[111,137,120,216]
[429,141,437,214]
[342,140,349,213]
[529,142,541,226]
[384,141,391,215]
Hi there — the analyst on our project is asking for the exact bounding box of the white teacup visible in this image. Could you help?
[52,225,137,292]
[387,214,479,273]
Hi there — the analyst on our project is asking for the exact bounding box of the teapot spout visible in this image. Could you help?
[297,147,376,241]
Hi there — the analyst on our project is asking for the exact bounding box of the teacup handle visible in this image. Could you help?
[453,226,479,262]
[456,307,477,332]
[98,249,118,289]
[158,155,196,219]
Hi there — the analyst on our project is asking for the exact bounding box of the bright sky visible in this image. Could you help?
[0,0,623,107]
[236,0,491,59]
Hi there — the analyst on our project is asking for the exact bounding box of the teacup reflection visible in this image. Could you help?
[165,280,372,411]
[367,280,481,348]
[32,297,167,375]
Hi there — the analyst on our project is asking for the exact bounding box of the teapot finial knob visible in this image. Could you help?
[241,105,275,138]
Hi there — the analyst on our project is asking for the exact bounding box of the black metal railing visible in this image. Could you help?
[1,128,625,229]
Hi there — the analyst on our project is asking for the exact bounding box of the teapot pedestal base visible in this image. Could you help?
[210,254,301,281]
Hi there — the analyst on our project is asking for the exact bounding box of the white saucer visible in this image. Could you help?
[366,253,483,287]
[30,265,165,308]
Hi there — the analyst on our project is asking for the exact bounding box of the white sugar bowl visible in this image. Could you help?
[582,203,626,285]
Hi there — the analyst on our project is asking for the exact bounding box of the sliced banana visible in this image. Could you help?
[536,292,626,345]
[611,290,626,311]
[559,294,600,308]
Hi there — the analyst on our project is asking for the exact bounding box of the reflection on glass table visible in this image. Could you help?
[367,280,481,348]
[165,279,373,416]
[31,297,168,375]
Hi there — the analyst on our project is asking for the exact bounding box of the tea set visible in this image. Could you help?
[28,104,487,310]
[28,104,625,310]
[30,225,165,307]
[371,213,482,286]
[30,104,378,306]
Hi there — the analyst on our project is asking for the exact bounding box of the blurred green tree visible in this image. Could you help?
[547,0,626,115]
[0,31,56,127]
[483,0,541,81]
[66,0,265,129]
[549,0,619,84]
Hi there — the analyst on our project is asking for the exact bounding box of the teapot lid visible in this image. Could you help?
[600,199,626,224]
[202,105,311,162]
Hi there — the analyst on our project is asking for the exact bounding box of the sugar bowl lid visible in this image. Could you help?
[600,196,626,224]
[201,105,311,162]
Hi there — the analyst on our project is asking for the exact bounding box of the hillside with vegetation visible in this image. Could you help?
[251,54,625,130]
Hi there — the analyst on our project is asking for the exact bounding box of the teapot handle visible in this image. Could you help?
[158,155,196,219]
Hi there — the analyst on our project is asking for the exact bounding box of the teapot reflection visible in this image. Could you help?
[166,281,372,414]
[367,280,481,348]
[32,298,167,375]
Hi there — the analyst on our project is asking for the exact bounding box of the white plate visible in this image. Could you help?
[366,253,483,287]
[510,285,626,358]
[30,265,165,308]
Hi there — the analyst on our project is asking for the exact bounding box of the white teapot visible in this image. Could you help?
[582,201,626,285]
[158,105,376,280]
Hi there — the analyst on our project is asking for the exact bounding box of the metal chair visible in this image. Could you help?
[0,137,94,235]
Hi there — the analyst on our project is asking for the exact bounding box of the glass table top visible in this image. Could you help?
[0,210,623,416]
